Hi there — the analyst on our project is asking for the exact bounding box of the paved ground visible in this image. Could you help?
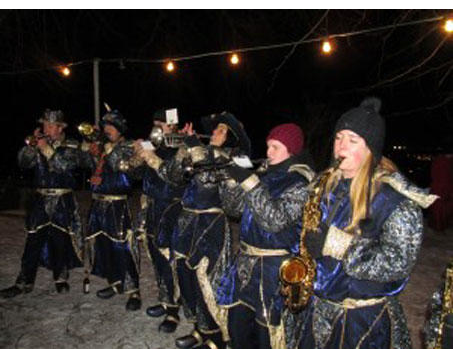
[0,191,452,348]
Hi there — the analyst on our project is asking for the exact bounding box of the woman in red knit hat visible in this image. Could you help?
[212,122,315,348]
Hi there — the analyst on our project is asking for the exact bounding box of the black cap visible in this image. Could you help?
[100,109,128,134]
[334,97,385,161]
[201,111,251,156]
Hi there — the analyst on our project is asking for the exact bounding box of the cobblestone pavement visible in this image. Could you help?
[0,191,452,348]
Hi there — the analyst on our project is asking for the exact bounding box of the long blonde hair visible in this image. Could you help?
[323,154,397,233]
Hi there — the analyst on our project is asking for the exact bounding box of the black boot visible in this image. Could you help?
[175,330,203,349]
[96,283,123,299]
[55,282,70,293]
[126,293,142,311]
[159,314,179,333]
[146,304,166,317]
[194,332,226,349]
[0,285,24,298]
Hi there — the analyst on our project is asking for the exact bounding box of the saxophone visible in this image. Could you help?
[279,158,342,313]
[434,259,453,349]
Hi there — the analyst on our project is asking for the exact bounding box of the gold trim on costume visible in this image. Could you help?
[36,188,72,196]
[188,146,207,164]
[196,256,230,341]
[158,248,170,261]
[240,174,260,192]
[205,339,218,349]
[378,174,438,209]
[322,225,354,260]
[164,315,180,324]
[191,330,204,345]
[182,206,223,214]
[240,242,289,257]
[322,296,387,309]
[143,150,163,170]
[92,193,127,201]
[39,144,55,159]
[27,221,83,262]
[104,142,115,155]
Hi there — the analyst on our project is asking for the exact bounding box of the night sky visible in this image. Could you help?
[1,9,452,185]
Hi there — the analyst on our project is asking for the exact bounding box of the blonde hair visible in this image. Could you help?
[323,154,398,233]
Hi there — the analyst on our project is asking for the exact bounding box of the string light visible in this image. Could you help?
[321,40,332,54]
[0,15,446,76]
[165,61,175,72]
[58,66,71,77]
[230,53,240,65]
[445,19,453,33]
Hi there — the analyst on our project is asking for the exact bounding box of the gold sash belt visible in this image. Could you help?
[92,193,127,201]
[36,188,72,196]
[321,296,387,309]
[182,206,223,214]
[240,242,289,257]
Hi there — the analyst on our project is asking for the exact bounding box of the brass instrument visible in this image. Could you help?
[25,134,49,146]
[149,125,210,148]
[435,260,453,349]
[279,158,342,313]
[78,122,102,142]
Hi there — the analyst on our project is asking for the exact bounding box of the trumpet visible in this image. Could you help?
[25,134,49,146]
[149,125,210,148]
[183,158,266,182]
[78,122,103,142]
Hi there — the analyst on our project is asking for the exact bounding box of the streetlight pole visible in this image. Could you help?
[93,58,100,125]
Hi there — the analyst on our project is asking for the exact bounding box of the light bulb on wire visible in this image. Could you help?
[59,66,71,77]
[321,40,332,55]
[165,61,175,72]
[230,53,240,65]
[445,19,453,33]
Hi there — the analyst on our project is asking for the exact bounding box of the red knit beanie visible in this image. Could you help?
[266,123,304,155]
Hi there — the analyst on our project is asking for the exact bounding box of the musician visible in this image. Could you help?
[139,112,250,348]
[284,98,438,348]
[0,109,84,298]
[82,109,141,311]
[424,259,453,349]
[133,110,186,333]
[215,123,314,348]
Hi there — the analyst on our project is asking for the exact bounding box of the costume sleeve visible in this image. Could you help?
[219,178,246,219]
[243,179,309,233]
[343,199,423,282]
[17,146,39,169]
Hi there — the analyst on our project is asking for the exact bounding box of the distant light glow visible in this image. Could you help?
[321,40,332,54]
[166,61,175,72]
[445,19,453,33]
[60,66,71,77]
[230,53,240,65]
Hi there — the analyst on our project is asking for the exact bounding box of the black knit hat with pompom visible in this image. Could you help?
[334,97,385,161]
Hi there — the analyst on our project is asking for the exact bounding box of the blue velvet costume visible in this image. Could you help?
[136,147,185,309]
[83,140,140,294]
[216,158,313,347]
[284,171,437,349]
[15,138,83,289]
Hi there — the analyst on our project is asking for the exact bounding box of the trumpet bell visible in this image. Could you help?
[78,122,100,141]
[149,126,165,147]
[25,135,37,146]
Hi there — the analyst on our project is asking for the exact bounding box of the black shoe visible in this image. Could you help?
[146,304,166,317]
[194,338,226,349]
[175,331,203,349]
[126,294,142,311]
[159,315,179,333]
[55,282,70,293]
[96,285,121,299]
[0,285,23,298]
